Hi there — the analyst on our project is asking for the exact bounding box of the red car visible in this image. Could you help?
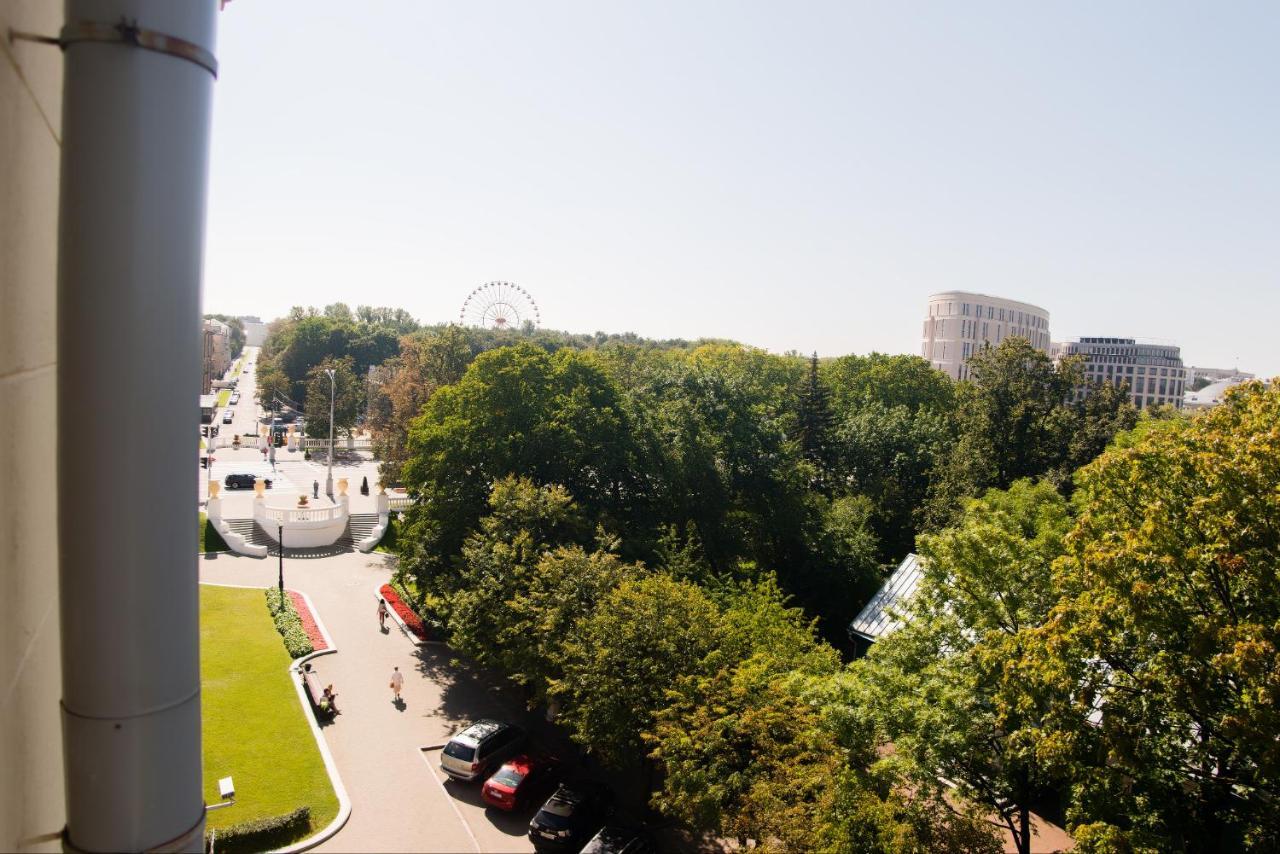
[481,754,559,811]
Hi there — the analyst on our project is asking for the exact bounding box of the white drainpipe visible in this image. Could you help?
[57,1,218,850]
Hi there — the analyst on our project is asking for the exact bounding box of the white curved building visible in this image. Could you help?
[922,291,1051,380]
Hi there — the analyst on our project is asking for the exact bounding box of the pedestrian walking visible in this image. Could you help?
[377,598,389,631]
[389,666,404,702]
[313,479,319,499]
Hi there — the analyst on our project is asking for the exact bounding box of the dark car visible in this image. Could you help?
[528,781,614,852]
[481,753,561,811]
[223,473,270,490]
[580,826,657,854]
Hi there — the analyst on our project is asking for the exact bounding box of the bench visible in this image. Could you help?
[301,668,335,718]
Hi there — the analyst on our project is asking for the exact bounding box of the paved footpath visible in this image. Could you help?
[199,551,536,853]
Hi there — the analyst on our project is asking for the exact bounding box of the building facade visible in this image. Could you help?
[1,1,66,848]
[1054,337,1186,410]
[1187,365,1254,385]
[239,314,268,348]
[922,291,1051,380]
[201,318,232,394]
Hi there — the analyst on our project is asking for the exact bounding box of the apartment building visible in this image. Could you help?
[921,291,1051,380]
[201,318,232,394]
[1053,337,1186,409]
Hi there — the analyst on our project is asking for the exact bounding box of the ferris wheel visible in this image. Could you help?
[459,281,541,330]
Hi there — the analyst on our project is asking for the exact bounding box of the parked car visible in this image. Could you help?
[580,826,657,854]
[229,393,240,404]
[481,754,561,812]
[440,720,526,782]
[528,781,614,852]
[223,473,270,490]
[222,410,234,424]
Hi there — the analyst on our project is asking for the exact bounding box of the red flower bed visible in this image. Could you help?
[380,584,431,642]
[287,590,328,651]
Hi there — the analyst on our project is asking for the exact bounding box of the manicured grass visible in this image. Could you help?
[201,585,338,842]
[199,512,228,552]
[217,388,231,408]
[373,514,402,553]
[199,512,229,553]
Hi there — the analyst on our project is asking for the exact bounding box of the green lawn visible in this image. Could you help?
[216,388,231,408]
[373,514,402,554]
[201,585,338,842]
[199,512,229,553]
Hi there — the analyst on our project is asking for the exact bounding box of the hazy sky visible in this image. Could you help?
[204,2,1279,375]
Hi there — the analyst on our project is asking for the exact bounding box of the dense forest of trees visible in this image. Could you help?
[255,310,1279,851]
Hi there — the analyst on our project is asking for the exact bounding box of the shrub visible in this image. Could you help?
[265,589,314,658]
[206,805,311,854]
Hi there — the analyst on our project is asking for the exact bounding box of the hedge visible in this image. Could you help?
[265,589,314,658]
[206,805,311,854]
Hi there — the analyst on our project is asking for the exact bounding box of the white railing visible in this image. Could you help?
[258,504,343,525]
[302,436,373,450]
[387,494,413,511]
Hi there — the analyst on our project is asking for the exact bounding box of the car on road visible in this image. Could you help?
[579,826,657,854]
[528,781,614,852]
[229,393,240,404]
[222,410,234,424]
[440,720,525,783]
[223,473,270,490]
[481,754,561,812]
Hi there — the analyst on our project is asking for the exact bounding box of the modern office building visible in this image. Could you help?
[922,291,1051,380]
[1053,338,1186,410]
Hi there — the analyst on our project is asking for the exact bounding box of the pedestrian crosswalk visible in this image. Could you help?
[210,460,303,494]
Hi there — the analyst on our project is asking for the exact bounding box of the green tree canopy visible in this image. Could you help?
[1033,380,1280,851]
[857,480,1074,854]
[400,343,649,581]
[302,357,361,439]
[553,573,724,768]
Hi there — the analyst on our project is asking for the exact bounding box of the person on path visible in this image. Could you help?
[312,479,319,499]
[377,598,388,631]
[390,666,404,702]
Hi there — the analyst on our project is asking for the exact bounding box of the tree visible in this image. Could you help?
[1031,380,1280,851]
[651,656,842,851]
[832,401,956,560]
[400,344,649,582]
[502,546,638,704]
[925,338,1135,529]
[302,357,361,439]
[858,480,1075,854]
[367,326,476,484]
[822,352,955,417]
[553,573,724,769]
[794,352,836,490]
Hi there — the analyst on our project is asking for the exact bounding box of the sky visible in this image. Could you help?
[204,2,1279,375]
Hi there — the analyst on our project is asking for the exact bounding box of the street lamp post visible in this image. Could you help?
[277,523,284,596]
[324,368,336,500]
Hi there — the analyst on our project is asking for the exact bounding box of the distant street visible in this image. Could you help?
[201,346,384,510]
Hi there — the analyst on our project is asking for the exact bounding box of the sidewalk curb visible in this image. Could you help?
[279,650,351,852]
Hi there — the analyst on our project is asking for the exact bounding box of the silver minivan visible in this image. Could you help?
[440,720,525,782]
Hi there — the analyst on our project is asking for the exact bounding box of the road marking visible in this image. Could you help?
[418,747,483,854]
